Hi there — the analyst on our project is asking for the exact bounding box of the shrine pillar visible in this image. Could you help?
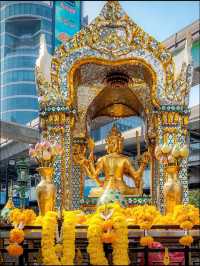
[72,138,87,209]
[155,105,190,213]
[39,107,76,210]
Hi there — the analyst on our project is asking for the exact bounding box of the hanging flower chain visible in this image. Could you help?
[87,203,129,265]
[7,209,36,257]
[41,210,80,265]
[6,204,199,262]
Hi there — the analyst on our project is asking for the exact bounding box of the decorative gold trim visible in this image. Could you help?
[67,57,159,108]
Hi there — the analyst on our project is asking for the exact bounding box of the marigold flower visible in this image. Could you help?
[140,236,154,247]
[9,209,21,224]
[139,222,152,230]
[126,218,136,225]
[180,221,193,230]
[7,243,23,256]
[23,209,36,224]
[102,220,113,231]
[179,235,193,246]
[101,231,116,243]
[33,215,43,226]
[153,214,175,225]
[9,228,24,244]
[77,214,87,224]
[55,243,63,257]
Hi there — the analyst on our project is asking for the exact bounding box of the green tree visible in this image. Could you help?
[189,190,200,208]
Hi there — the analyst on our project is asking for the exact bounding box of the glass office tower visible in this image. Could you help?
[0,1,53,124]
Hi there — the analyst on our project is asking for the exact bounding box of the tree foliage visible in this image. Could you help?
[189,190,200,208]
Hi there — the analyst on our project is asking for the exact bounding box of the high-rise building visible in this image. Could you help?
[0,1,53,124]
[0,1,83,125]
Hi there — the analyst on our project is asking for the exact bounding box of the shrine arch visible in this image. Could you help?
[36,1,192,210]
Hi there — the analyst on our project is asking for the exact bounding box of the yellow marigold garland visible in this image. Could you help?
[87,214,108,265]
[9,228,24,244]
[6,204,199,261]
[173,204,199,246]
[7,208,36,257]
[87,203,129,265]
[61,210,79,265]
[180,221,193,230]
[111,209,129,265]
[41,211,60,265]
[41,210,79,265]
[179,235,193,246]
[7,243,23,256]
[140,236,154,247]
[173,204,199,226]
[9,208,36,226]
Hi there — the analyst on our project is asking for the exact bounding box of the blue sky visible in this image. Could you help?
[83,1,199,41]
[83,1,199,107]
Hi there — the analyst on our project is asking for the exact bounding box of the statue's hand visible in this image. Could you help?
[134,173,141,188]
[73,154,86,165]
[80,158,89,167]
[88,137,95,152]
[141,151,151,164]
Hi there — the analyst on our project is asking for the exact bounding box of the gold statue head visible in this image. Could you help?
[105,125,124,154]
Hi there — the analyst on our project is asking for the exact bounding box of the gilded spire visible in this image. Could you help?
[36,34,52,82]
[100,0,125,21]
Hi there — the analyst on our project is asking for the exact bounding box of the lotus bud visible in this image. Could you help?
[179,144,189,158]
[160,155,168,165]
[40,142,46,148]
[55,144,63,155]
[29,148,35,157]
[44,141,51,148]
[161,143,171,154]
[43,151,51,161]
[51,146,57,155]
[35,143,41,150]
[171,144,181,158]
[168,155,176,164]
[47,141,51,148]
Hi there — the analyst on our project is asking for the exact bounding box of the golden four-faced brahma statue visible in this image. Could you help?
[74,125,150,201]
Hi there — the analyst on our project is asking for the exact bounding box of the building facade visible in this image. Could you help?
[0,1,53,124]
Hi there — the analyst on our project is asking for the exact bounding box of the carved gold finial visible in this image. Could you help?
[101,0,124,21]
[184,30,192,65]
[36,33,52,82]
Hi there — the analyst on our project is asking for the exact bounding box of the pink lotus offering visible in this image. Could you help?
[29,141,63,167]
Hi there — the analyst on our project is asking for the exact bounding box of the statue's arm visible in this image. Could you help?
[87,157,104,186]
[128,152,150,184]
[124,159,141,187]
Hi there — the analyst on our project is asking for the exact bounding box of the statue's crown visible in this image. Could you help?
[106,125,122,143]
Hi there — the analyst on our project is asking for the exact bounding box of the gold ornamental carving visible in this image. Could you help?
[67,57,158,109]
[161,112,181,126]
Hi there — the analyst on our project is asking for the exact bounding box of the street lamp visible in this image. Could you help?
[5,159,16,202]
[15,159,30,209]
